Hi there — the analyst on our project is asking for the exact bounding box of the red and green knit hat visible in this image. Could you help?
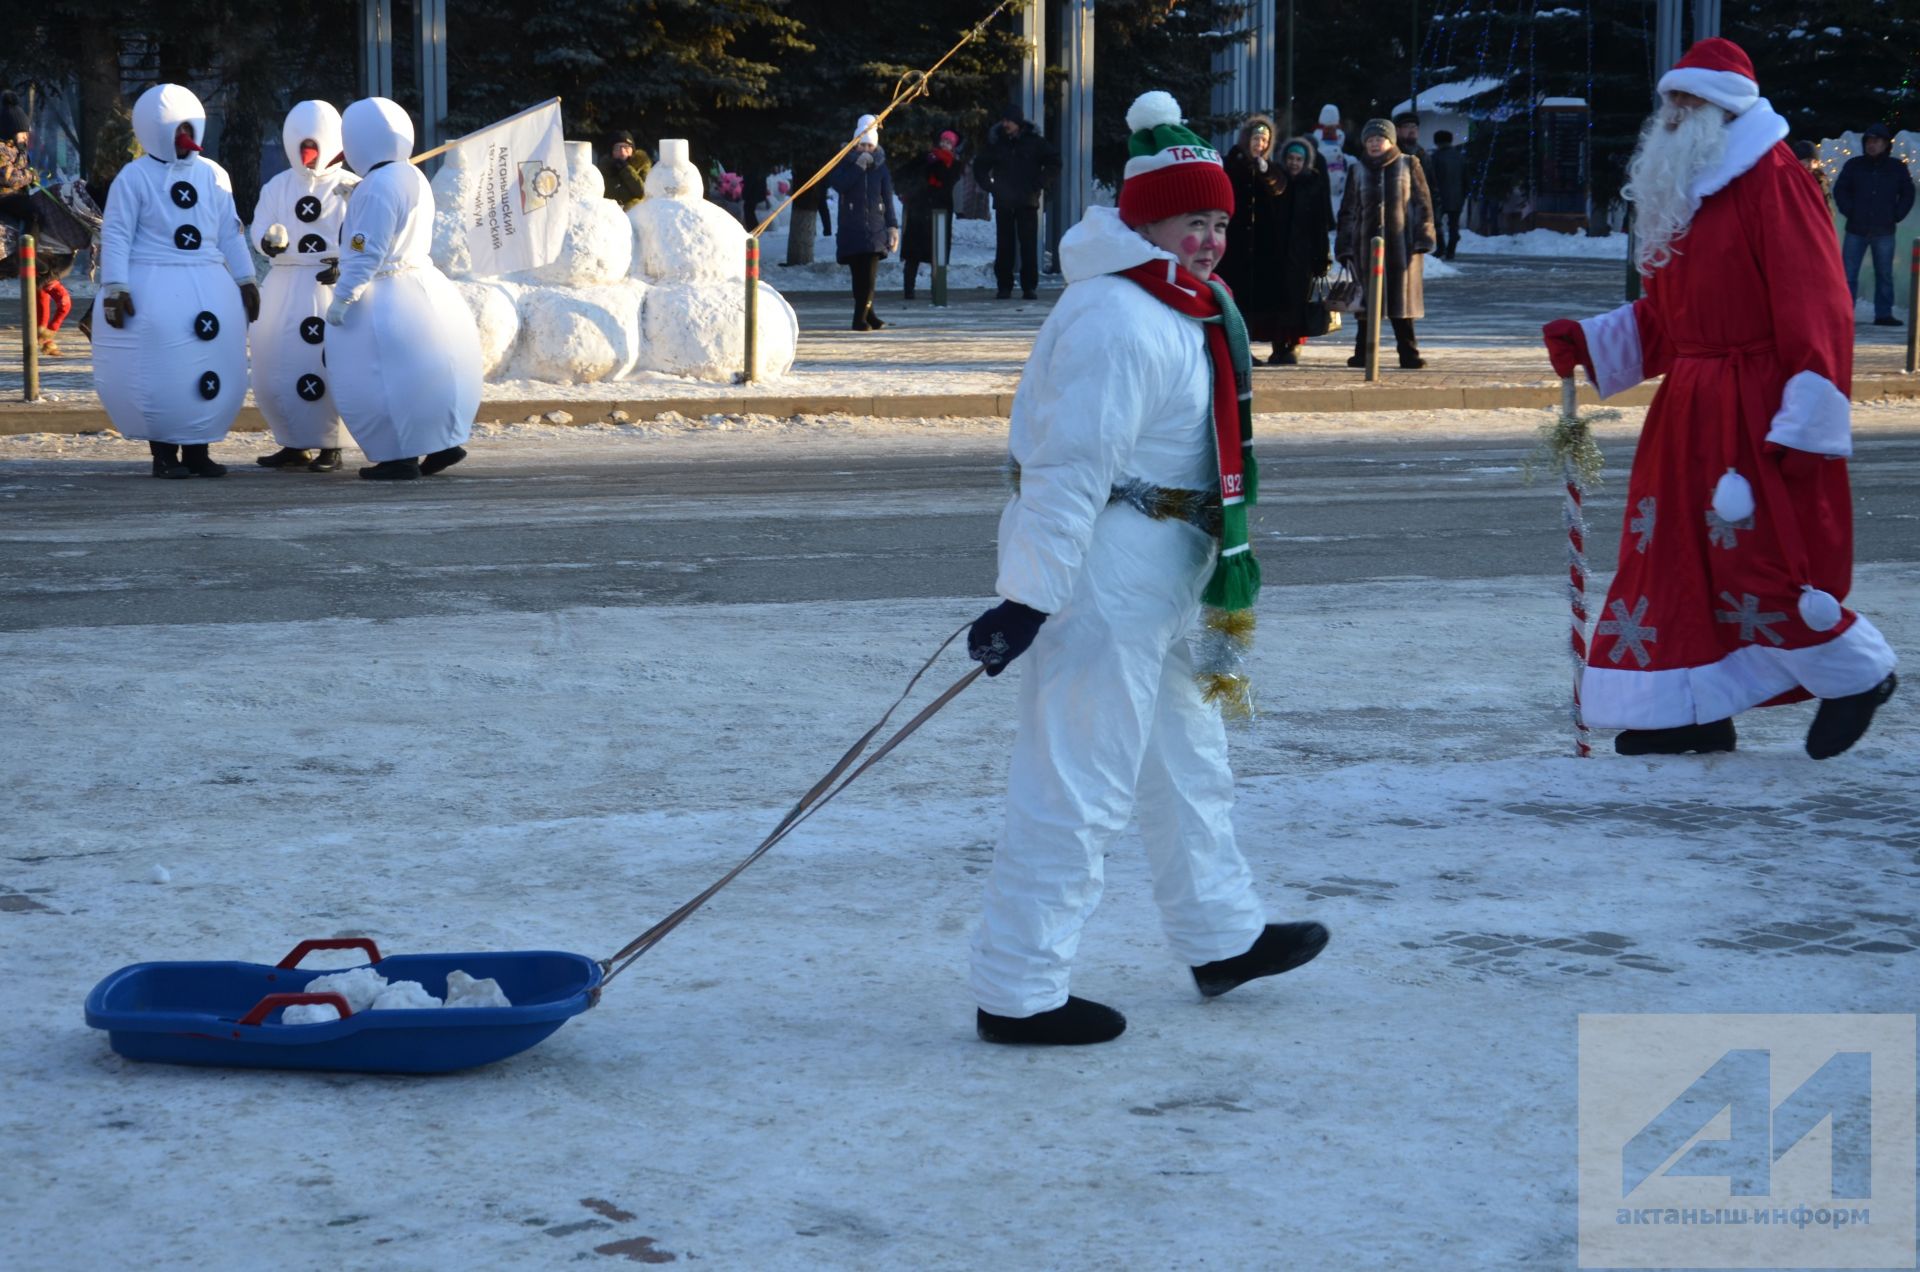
[1117,91,1237,227]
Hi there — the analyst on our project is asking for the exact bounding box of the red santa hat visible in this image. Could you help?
[1657,38,1761,117]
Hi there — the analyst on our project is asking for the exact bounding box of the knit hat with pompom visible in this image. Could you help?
[1116,91,1236,227]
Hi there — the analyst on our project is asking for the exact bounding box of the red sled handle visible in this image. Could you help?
[239,992,353,1026]
[276,937,383,969]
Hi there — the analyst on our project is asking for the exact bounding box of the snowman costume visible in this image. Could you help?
[965,93,1328,1046]
[250,100,358,453]
[327,98,480,468]
[92,84,255,446]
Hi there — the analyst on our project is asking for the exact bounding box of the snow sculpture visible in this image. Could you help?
[453,279,522,377]
[519,279,646,382]
[628,140,751,284]
[91,84,255,445]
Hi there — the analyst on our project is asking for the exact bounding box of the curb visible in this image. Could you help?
[3,378,1915,437]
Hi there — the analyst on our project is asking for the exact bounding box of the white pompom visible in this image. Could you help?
[1711,469,1754,524]
[1126,91,1184,133]
[1799,586,1842,632]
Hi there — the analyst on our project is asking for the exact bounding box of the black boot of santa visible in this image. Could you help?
[1614,719,1736,755]
[1192,921,1331,999]
[1806,673,1897,760]
[149,442,191,479]
[977,996,1126,1046]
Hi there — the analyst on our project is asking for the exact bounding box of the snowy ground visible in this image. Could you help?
[4,411,1918,1269]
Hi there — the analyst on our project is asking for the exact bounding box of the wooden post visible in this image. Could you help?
[1908,240,1918,376]
[742,236,761,384]
[931,208,950,308]
[1364,234,1384,383]
[20,234,39,403]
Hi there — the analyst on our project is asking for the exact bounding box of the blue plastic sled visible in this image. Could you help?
[85,938,602,1074]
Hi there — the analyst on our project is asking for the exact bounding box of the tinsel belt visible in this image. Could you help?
[1006,461,1222,537]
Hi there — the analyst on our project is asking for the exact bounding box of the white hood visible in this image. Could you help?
[1058,205,1175,285]
[342,97,414,174]
[282,99,344,170]
[132,84,205,162]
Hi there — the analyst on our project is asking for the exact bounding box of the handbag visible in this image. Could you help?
[1324,266,1367,315]
[1303,271,1339,337]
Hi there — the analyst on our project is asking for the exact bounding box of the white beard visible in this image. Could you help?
[1624,102,1729,275]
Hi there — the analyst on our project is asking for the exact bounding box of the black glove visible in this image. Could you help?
[968,600,1047,676]
[102,286,135,328]
[315,259,340,286]
[240,281,260,323]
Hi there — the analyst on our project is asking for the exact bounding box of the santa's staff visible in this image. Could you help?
[1529,375,1610,756]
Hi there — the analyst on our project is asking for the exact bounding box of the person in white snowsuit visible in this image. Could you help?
[250,100,358,473]
[92,84,259,479]
[326,97,480,481]
[965,92,1329,1047]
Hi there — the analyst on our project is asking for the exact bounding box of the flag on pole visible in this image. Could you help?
[448,98,568,277]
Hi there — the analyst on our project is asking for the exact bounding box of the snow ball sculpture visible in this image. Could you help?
[641,280,797,382]
[519,279,646,383]
[525,141,632,287]
[453,279,522,378]
[627,138,749,285]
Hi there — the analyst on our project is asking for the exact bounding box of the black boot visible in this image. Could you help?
[1191,922,1331,999]
[149,441,191,479]
[419,445,467,476]
[1806,673,1897,760]
[180,444,226,478]
[1615,719,1737,755]
[865,310,887,330]
[307,448,344,473]
[1267,344,1298,366]
[977,996,1126,1046]
[1398,349,1426,369]
[359,458,422,481]
[256,446,314,468]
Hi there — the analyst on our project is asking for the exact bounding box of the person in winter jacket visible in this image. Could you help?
[1793,140,1834,212]
[828,114,898,331]
[964,89,1329,1048]
[599,132,651,210]
[1395,111,1432,194]
[1541,38,1897,759]
[35,272,72,357]
[1833,122,1915,327]
[1218,123,1333,364]
[0,92,37,238]
[1428,129,1469,259]
[899,129,961,300]
[1337,118,1437,368]
[974,106,1061,299]
[1312,104,1350,195]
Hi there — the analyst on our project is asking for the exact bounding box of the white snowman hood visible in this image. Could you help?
[342,97,414,175]
[132,84,206,161]
[282,99,344,169]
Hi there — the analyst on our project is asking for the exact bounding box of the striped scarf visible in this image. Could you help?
[1121,258,1263,714]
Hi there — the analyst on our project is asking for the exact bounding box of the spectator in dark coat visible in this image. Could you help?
[1337,118,1437,369]
[828,114,899,331]
[1394,111,1431,193]
[1793,139,1833,212]
[973,105,1061,299]
[1218,118,1332,364]
[782,154,833,267]
[1833,122,1915,327]
[598,131,651,210]
[1428,129,1468,259]
[899,129,961,300]
[0,93,37,238]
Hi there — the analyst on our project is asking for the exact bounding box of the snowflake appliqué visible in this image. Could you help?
[1596,596,1659,668]
[1714,592,1787,646]
[1630,496,1656,554]
[1705,507,1753,550]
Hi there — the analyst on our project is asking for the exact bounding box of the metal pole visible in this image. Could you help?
[414,0,448,168]
[742,237,760,384]
[1020,0,1048,269]
[1411,0,1420,113]
[1691,0,1720,41]
[20,235,39,402]
[359,0,394,99]
[1284,0,1295,135]
[931,207,951,307]
[1365,234,1385,383]
[1908,241,1919,376]
[1058,0,1095,243]
[1653,0,1683,84]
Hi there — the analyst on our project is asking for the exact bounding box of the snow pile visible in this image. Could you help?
[280,966,513,1023]
[1453,227,1628,259]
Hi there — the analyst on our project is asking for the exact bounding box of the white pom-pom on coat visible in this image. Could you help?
[1711,469,1755,524]
[1798,586,1843,632]
[1126,91,1185,133]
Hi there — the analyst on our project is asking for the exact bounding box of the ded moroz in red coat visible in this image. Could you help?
[1575,99,1897,728]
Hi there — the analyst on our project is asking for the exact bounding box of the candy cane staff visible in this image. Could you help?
[91,84,260,479]
[325,97,481,481]
[1542,38,1897,760]
[250,100,359,473]
[963,91,1329,1048]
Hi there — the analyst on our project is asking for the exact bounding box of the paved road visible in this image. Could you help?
[6,430,1919,632]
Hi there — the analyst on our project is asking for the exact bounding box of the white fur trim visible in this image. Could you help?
[1657,66,1759,117]
[1127,91,1184,133]
[1799,587,1843,633]
[1582,615,1898,728]
[1712,469,1755,523]
[1690,99,1788,202]
[1578,302,1644,399]
[1765,370,1853,457]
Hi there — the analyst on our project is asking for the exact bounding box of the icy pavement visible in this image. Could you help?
[4,520,1916,1266]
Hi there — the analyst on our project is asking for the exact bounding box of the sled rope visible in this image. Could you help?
[598,627,982,987]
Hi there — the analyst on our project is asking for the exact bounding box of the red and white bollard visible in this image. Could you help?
[1561,376,1592,757]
